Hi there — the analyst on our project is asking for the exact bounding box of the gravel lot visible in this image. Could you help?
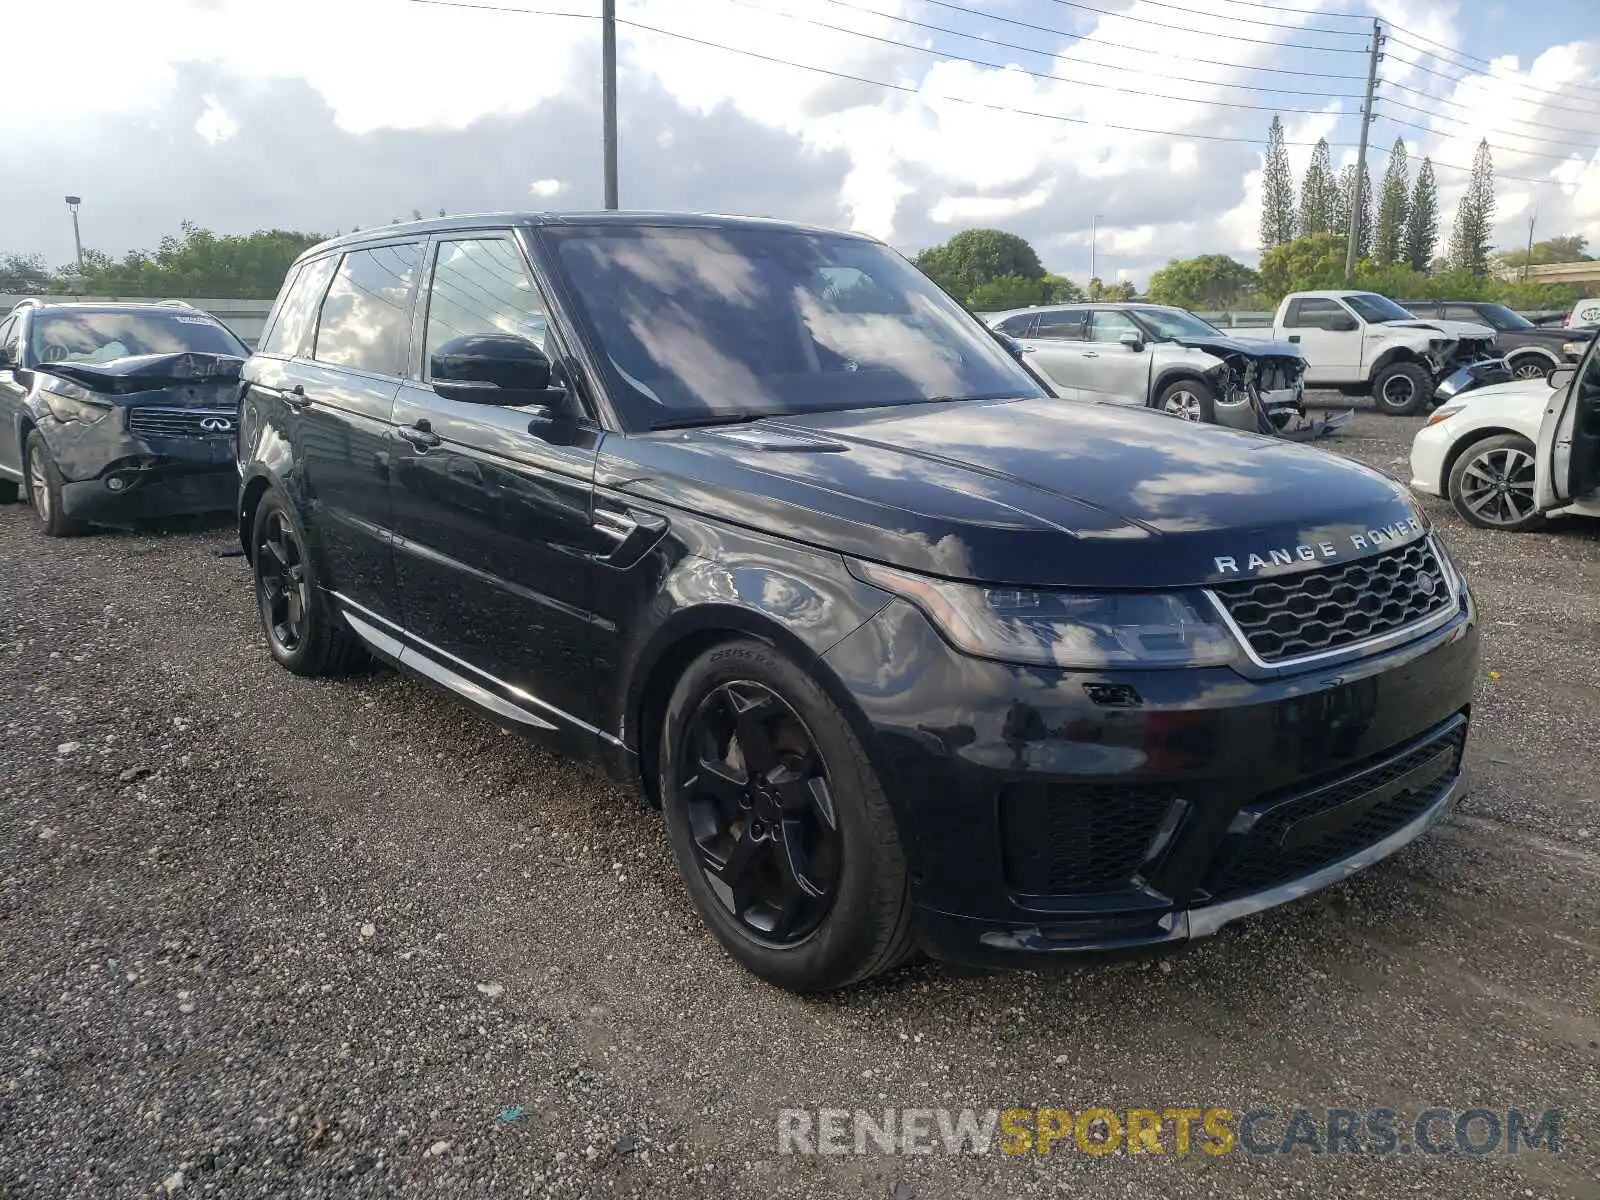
[2,407,1596,1199]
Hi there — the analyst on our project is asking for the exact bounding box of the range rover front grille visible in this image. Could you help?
[999,782,1178,895]
[1204,718,1466,902]
[127,408,236,439]
[1211,538,1455,664]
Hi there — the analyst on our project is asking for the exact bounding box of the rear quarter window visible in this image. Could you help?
[261,256,337,358]
[312,244,423,376]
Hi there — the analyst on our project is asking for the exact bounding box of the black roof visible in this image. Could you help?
[297,210,875,263]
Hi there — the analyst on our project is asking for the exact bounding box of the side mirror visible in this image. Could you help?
[1118,332,1145,352]
[1548,364,1577,391]
[1326,314,1358,332]
[429,333,565,407]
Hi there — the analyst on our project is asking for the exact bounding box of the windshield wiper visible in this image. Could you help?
[647,411,788,431]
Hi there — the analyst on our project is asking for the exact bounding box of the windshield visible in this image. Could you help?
[541,225,1047,430]
[1344,293,1418,323]
[1130,307,1223,340]
[30,310,247,365]
[1475,303,1533,331]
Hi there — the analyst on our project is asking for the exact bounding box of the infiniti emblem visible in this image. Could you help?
[199,416,234,432]
[1415,571,1438,597]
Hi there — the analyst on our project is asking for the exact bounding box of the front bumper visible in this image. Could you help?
[823,589,1479,968]
[60,465,236,523]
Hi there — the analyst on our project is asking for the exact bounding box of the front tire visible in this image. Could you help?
[24,432,88,537]
[1507,354,1552,383]
[1448,433,1545,531]
[1372,362,1432,416]
[1152,378,1217,424]
[250,490,368,676]
[658,638,915,992]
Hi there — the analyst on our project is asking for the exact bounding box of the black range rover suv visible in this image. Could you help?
[239,213,1479,991]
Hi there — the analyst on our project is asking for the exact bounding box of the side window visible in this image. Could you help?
[996,313,1036,337]
[1284,298,1344,328]
[1088,310,1141,341]
[0,316,17,365]
[313,243,424,375]
[1444,305,1482,324]
[423,237,549,374]
[1033,311,1086,340]
[261,256,337,358]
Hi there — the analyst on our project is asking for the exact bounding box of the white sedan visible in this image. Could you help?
[1410,376,1600,531]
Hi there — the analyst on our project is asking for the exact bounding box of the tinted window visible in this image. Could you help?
[261,256,336,357]
[0,317,17,364]
[1444,305,1484,324]
[1088,310,1141,340]
[313,243,423,375]
[995,313,1036,337]
[29,310,247,364]
[1284,297,1346,327]
[1033,311,1086,339]
[1475,304,1533,331]
[1343,292,1415,323]
[1131,307,1222,339]
[544,225,1045,429]
[424,238,549,373]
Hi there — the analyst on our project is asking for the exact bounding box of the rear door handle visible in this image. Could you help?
[1081,351,1100,359]
[280,384,311,410]
[396,420,441,450]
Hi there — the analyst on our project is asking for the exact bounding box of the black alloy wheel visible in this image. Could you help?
[1508,355,1552,382]
[256,506,311,657]
[677,680,842,945]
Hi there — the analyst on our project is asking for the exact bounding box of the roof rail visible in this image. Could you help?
[155,298,197,308]
[8,297,43,312]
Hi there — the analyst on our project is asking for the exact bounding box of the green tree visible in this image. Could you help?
[1403,157,1439,273]
[67,223,325,298]
[1146,254,1259,309]
[1448,139,1496,276]
[1334,162,1372,262]
[1497,235,1592,271]
[966,274,1049,311]
[1041,273,1084,303]
[1260,116,1297,256]
[0,253,52,293]
[1257,232,1349,299]
[1297,138,1336,237]
[1374,139,1410,267]
[1103,280,1137,301]
[914,229,1044,305]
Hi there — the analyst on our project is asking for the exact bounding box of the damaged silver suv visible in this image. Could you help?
[988,303,1337,438]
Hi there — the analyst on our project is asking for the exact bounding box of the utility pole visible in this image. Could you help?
[64,195,84,273]
[1089,213,1103,289]
[602,0,618,210]
[1521,207,1537,282]
[1344,19,1382,281]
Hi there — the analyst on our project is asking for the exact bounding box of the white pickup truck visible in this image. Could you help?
[1239,290,1498,415]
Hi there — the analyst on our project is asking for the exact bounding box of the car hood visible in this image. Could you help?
[1377,318,1497,342]
[1504,325,1578,345]
[598,397,1425,589]
[1449,377,1555,410]
[37,351,245,398]
[1165,333,1304,360]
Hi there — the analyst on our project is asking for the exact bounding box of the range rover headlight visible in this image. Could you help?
[851,561,1237,668]
[43,391,112,425]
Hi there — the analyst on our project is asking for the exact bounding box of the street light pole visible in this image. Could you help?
[602,0,618,209]
[64,195,84,273]
[1090,213,1103,292]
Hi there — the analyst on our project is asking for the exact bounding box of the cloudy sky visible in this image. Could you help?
[3,0,1596,284]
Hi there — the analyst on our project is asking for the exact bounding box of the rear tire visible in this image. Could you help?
[1447,433,1545,532]
[1372,362,1432,416]
[250,490,368,676]
[1507,354,1552,383]
[1152,378,1218,424]
[24,432,88,537]
[658,638,915,992]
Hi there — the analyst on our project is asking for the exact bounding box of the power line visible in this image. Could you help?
[398,0,596,16]
[1386,39,1600,110]
[1379,96,1600,154]
[716,0,1358,114]
[1384,79,1600,138]
[1376,111,1597,164]
[909,0,1368,81]
[1069,0,1370,36]
[1367,138,1563,188]
[1387,21,1600,97]
[1383,48,1600,117]
[617,15,1359,148]
[1147,0,1369,16]
[800,0,1367,99]
[1036,0,1372,51]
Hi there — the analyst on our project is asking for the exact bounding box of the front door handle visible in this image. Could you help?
[397,421,441,450]
[1081,351,1100,359]
[1288,335,1301,344]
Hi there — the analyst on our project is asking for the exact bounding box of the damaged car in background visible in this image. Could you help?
[0,300,249,536]
[987,302,1344,439]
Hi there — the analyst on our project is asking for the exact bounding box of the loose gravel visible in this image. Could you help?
[1,409,1596,1198]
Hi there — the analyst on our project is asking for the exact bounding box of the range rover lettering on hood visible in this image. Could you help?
[1213,516,1425,575]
